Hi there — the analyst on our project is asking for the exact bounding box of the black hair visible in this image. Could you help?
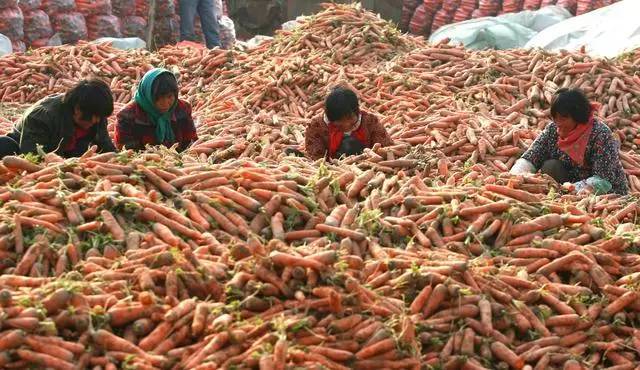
[63,79,114,119]
[325,87,359,122]
[550,88,592,124]
[152,72,179,101]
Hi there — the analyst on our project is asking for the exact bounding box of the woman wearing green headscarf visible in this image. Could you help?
[115,68,197,151]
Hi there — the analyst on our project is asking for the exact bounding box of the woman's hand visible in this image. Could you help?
[577,185,595,196]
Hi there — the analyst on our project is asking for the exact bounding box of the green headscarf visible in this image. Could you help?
[135,68,177,144]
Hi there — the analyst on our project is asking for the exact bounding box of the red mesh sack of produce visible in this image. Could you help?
[454,0,477,22]
[424,0,443,14]
[52,12,87,43]
[502,0,523,12]
[576,0,595,14]
[87,15,121,39]
[401,0,421,31]
[408,4,431,36]
[477,0,500,16]
[153,16,178,46]
[42,0,75,14]
[135,0,175,16]
[12,39,25,52]
[23,9,53,43]
[121,15,146,38]
[0,0,18,8]
[112,0,136,16]
[442,0,460,13]
[76,0,113,17]
[430,8,453,34]
[557,0,577,14]
[0,7,23,40]
[523,0,542,9]
[17,0,41,11]
[541,0,557,5]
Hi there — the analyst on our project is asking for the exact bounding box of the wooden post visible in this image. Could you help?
[147,0,157,51]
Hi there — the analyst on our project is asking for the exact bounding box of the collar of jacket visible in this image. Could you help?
[323,113,362,134]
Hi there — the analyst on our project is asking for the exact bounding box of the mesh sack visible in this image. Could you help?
[76,0,112,17]
[401,0,421,30]
[152,16,178,46]
[0,0,18,8]
[52,12,87,43]
[442,0,460,13]
[135,0,175,16]
[523,0,542,9]
[541,0,557,5]
[502,0,523,12]
[12,39,25,52]
[430,8,453,34]
[87,14,121,39]
[41,0,75,14]
[30,33,61,48]
[17,0,41,11]
[219,15,235,49]
[24,9,53,43]
[556,0,577,14]
[112,0,135,16]
[408,4,431,36]
[121,15,146,38]
[0,7,24,40]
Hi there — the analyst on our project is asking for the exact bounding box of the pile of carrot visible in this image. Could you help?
[0,4,639,370]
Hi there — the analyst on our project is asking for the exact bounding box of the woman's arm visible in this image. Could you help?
[368,116,393,147]
[177,102,198,152]
[114,105,143,150]
[520,122,556,171]
[95,120,117,153]
[589,128,629,195]
[305,119,328,160]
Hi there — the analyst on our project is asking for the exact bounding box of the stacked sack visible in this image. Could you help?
[0,0,25,52]
[135,0,178,46]
[44,0,87,44]
[76,0,122,39]
[402,0,619,37]
[113,0,146,39]
[20,0,56,48]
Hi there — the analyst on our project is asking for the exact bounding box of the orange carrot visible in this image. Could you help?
[491,342,524,370]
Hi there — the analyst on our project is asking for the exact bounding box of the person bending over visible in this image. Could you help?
[511,88,628,195]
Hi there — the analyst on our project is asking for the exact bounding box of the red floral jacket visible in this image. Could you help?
[115,99,198,152]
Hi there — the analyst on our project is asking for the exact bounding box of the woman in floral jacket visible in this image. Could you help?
[511,88,628,195]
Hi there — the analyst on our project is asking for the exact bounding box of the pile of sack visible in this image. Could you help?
[0,0,234,54]
[402,0,618,37]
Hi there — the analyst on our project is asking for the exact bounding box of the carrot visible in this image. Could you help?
[270,251,325,271]
[316,223,366,241]
[139,322,172,351]
[0,330,25,350]
[602,291,639,318]
[459,201,510,218]
[24,336,74,362]
[16,349,75,370]
[544,314,581,327]
[355,338,395,360]
[423,283,447,318]
[218,186,262,212]
[2,156,43,173]
[511,214,564,237]
[138,165,177,196]
[491,342,524,370]
[152,222,181,246]
[100,210,125,241]
[410,284,432,314]
[485,184,539,203]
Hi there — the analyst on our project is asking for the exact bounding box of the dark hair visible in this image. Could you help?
[550,88,592,124]
[63,79,114,119]
[325,87,359,122]
[152,72,179,101]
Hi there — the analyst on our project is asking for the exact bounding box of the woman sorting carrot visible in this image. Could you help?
[0,79,116,158]
[115,68,197,152]
[304,87,393,160]
[511,88,628,195]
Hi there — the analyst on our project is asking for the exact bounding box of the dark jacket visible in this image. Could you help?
[13,95,116,157]
[115,99,198,152]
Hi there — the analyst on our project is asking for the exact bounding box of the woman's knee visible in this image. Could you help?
[0,135,19,158]
[541,159,569,183]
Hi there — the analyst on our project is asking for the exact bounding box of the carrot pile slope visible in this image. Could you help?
[0,3,639,370]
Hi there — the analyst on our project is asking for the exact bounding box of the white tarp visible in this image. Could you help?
[429,6,571,50]
[92,37,146,50]
[0,33,11,57]
[525,0,640,58]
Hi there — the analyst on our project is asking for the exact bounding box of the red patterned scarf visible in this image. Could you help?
[557,103,599,167]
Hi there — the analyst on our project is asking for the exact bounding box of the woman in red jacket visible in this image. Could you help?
[304,87,393,160]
